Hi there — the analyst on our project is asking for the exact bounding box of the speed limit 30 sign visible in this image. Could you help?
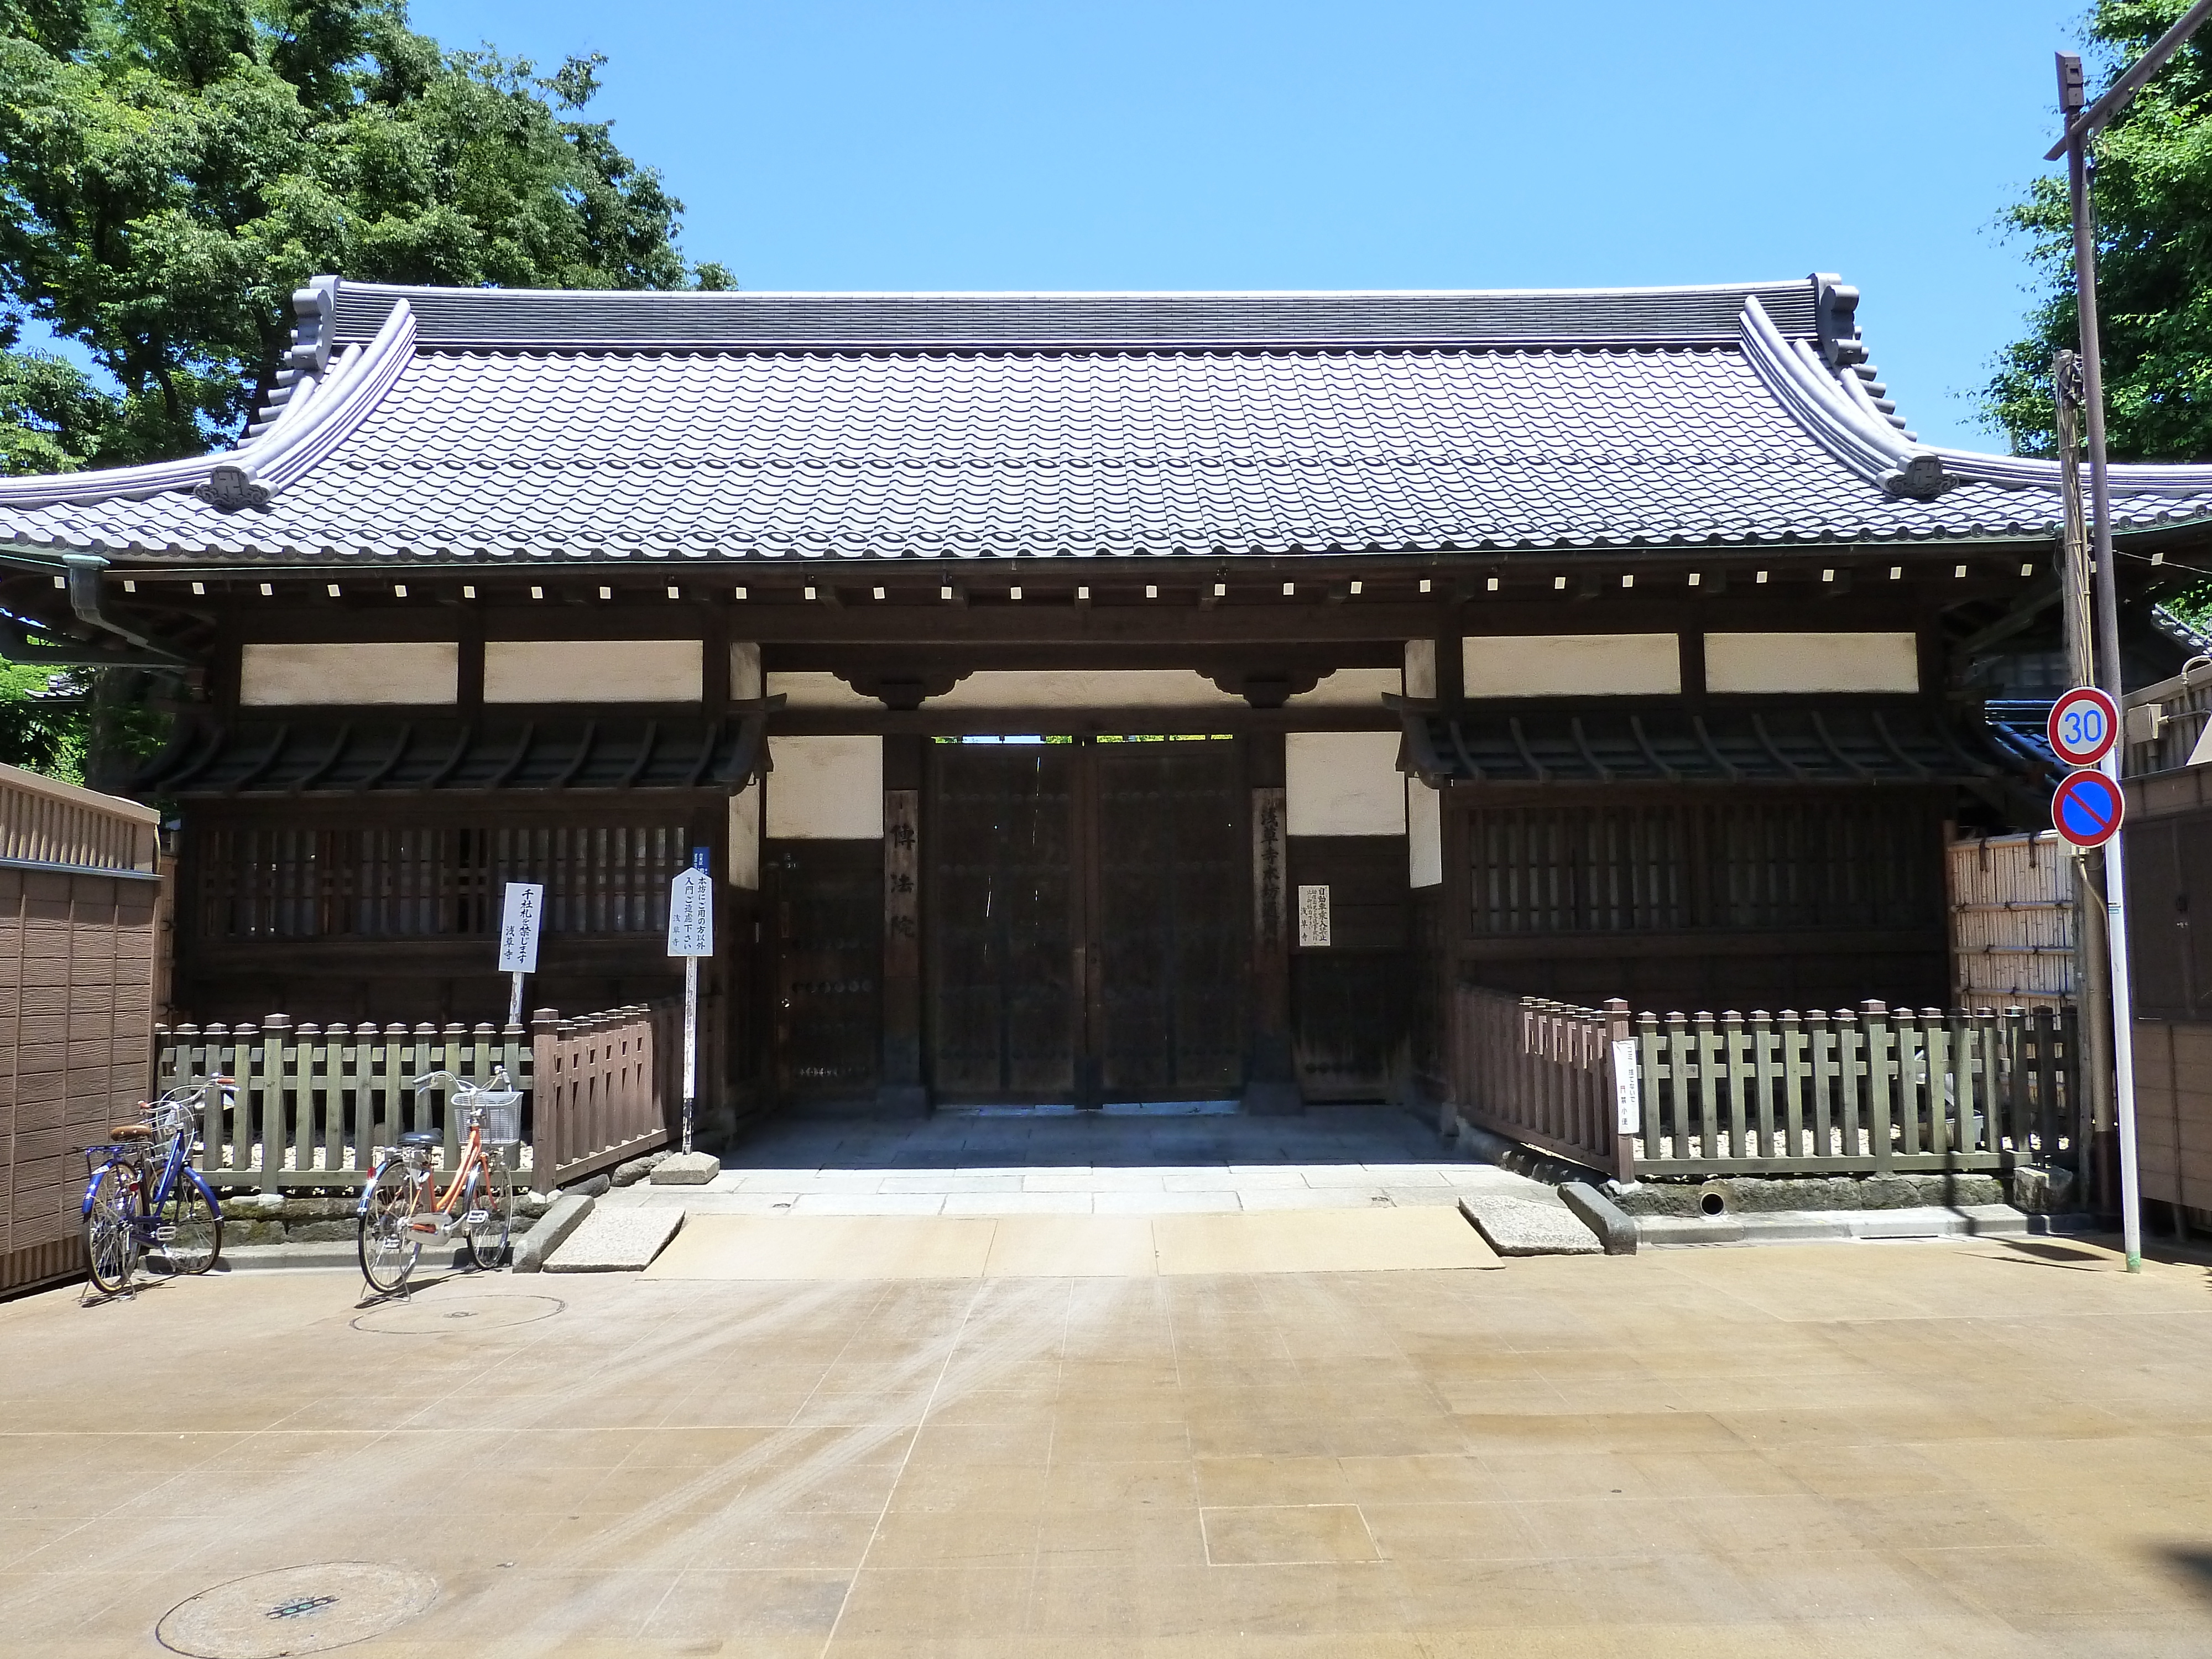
[2047,685,2120,769]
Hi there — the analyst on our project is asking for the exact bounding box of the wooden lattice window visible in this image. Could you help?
[1464,798,1939,937]
[196,820,698,940]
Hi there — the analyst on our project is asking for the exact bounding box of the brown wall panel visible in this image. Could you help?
[1,864,159,1296]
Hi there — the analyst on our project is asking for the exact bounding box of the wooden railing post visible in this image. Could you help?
[1862,1000,1894,1172]
[530,1008,561,1193]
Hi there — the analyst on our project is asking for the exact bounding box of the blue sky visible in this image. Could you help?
[401,0,2098,451]
[28,1,2105,452]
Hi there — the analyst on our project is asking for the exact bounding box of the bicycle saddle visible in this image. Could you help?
[397,1131,441,1149]
[108,1124,155,1140]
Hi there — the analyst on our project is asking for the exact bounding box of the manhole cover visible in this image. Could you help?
[349,1293,564,1335]
[158,1562,436,1657]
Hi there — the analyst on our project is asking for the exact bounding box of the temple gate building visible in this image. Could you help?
[3,274,2208,1126]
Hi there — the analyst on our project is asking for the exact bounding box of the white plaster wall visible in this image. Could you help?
[766,670,875,708]
[1408,779,1443,887]
[766,735,882,838]
[1404,639,1438,701]
[240,641,458,706]
[1287,731,1406,836]
[1285,667,1403,707]
[731,641,763,701]
[727,784,760,889]
[1462,634,1681,697]
[485,639,701,703]
[1705,632,1920,695]
[930,669,1244,708]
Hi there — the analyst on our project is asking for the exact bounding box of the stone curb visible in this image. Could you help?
[1457,1194,1602,1256]
[512,1193,594,1273]
[1639,1204,2103,1248]
[1559,1182,1637,1255]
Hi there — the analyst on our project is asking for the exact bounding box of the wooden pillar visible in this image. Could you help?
[878,734,927,1114]
[1244,732,1300,1114]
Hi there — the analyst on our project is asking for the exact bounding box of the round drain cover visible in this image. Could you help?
[158,1562,437,1657]
[350,1293,564,1335]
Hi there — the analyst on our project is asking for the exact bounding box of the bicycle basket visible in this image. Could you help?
[473,1089,523,1145]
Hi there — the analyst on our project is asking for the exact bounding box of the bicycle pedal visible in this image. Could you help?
[149,1227,176,1243]
[462,1211,489,1225]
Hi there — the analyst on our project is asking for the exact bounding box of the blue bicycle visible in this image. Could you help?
[79,1076,230,1296]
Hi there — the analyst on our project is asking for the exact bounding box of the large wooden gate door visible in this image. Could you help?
[926,744,1078,1100]
[926,738,1246,1104]
[1091,740,1246,1100]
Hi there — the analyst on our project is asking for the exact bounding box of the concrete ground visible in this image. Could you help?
[6,1228,2212,1656]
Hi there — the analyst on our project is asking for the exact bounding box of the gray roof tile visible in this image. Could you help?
[2,278,2209,565]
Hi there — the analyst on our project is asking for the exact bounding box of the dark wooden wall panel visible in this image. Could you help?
[767,839,883,1108]
[1288,835,1410,1100]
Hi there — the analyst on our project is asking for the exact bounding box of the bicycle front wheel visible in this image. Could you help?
[149,1181,223,1276]
[357,1161,421,1295]
[82,1176,137,1296]
[465,1161,513,1271]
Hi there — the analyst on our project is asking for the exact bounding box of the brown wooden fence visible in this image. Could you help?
[155,999,687,1193]
[2,765,161,1297]
[1449,987,2078,1182]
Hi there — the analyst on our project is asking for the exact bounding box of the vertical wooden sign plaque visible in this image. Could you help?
[1251,786,1288,1030]
[884,789,920,979]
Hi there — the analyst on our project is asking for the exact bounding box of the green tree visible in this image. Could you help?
[1987,1,2212,460]
[0,660,87,781]
[0,0,730,472]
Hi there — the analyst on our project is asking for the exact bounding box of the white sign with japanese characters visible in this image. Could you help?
[667,867,714,957]
[1611,1038,1641,1135]
[1296,884,1331,950]
[497,881,544,973]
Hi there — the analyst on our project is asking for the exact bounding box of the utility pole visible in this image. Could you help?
[2044,6,2212,1267]
[2053,352,2116,1208]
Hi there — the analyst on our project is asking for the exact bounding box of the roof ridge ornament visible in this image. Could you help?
[1741,295,1959,500]
[192,298,416,512]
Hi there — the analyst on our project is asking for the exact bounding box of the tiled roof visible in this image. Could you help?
[3,275,2211,567]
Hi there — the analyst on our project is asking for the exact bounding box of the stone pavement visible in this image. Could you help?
[6,1231,2212,1655]
[611,1104,1553,1217]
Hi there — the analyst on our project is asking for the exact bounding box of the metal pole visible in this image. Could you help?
[507,970,526,1030]
[2060,56,2145,1270]
[682,954,698,1156]
[2054,354,2116,1203]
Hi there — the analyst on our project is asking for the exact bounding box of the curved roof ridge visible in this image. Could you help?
[1740,296,1953,499]
[329,275,1828,352]
[0,299,416,515]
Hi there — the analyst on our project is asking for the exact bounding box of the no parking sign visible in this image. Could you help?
[2052,768,2125,849]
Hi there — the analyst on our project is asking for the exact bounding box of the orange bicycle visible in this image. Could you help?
[356,1068,520,1293]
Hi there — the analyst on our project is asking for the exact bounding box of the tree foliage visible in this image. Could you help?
[0,0,730,473]
[0,660,87,780]
[1989,1,2212,460]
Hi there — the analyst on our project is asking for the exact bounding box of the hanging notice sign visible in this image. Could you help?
[2046,686,2120,769]
[497,882,544,973]
[1296,884,1332,950]
[1611,1039,1641,1135]
[667,855,714,957]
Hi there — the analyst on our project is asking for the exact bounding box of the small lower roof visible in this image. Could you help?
[143,713,766,795]
[1397,702,2023,787]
